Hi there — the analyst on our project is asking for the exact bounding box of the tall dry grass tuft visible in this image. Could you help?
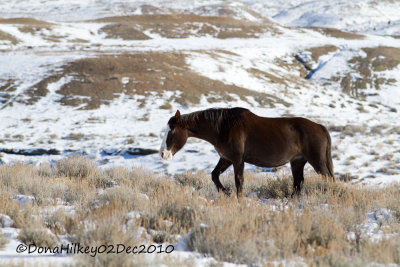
[244,171,293,198]
[153,184,200,233]
[174,171,210,190]
[70,203,141,267]
[43,208,70,235]
[0,189,37,228]
[98,185,149,213]
[187,197,272,264]
[18,226,58,247]
[56,155,114,188]
[0,161,98,205]
[0,163,46,203]
[56,155,97,179]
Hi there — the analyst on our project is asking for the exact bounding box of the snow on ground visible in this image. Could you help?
[249,0,400,36]
[0,0,262,23]
[0,227,74,267]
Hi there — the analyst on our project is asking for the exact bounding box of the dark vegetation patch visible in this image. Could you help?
[0,148,60,156]
[101,147,158,156]
[25,52,289,109]
[95,14,278,40]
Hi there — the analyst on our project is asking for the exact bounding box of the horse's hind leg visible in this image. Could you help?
[233,160,245,198]
[211,158,232,195]
[290,156,307,196]
[308,158,331,179]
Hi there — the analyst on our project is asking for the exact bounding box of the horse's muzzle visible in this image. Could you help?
[160,149,173,160]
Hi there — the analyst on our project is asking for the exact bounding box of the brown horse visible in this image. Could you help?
[160,107,334,197]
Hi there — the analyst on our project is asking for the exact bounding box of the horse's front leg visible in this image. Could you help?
[233,160,245,198]
[211,157,232,195]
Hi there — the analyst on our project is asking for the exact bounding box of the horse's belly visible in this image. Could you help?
[243,138,296,167]
[244,157,288,168]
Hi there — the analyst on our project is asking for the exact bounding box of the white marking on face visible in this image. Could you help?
[160,125,173,160]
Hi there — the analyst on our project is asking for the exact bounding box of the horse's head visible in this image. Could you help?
[160,110,188,160]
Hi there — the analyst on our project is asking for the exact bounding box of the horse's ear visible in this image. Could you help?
[175,110,181,121]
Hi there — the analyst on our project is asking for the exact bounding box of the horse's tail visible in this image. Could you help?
[321,125,335,179]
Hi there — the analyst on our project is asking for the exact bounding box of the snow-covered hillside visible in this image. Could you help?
[2,0,400,35]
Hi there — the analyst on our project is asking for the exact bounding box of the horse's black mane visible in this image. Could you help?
[180,107,249,134]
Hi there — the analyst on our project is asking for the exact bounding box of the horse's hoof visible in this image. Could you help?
[222,188,232,197]
[291,191,301,199]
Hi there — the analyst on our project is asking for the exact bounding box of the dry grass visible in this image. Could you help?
[18,227,58,247]
[70,206,141,267]
[0,190,32,228]
[56,155,97,179]
[1,159,400,266]
[184,174,400,265]
[56,155,114,188]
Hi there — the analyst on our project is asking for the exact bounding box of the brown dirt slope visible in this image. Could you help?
[309,27,365,40]
[0,18,55,40]
[26,52,289,110]
[0,18,53,25]
[308,45,339,62]
[344,46,400,95]
[297,45,400,97]
[96,14,278,40]
[0,30,19,45]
